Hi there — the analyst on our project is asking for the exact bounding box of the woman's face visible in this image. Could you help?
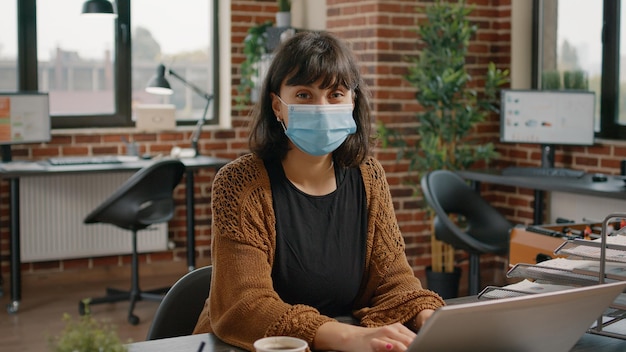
[271,78,354,127]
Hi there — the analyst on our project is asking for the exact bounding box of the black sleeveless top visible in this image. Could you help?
[265,159,367,317]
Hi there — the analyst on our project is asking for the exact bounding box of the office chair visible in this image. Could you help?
[79,158,186,325]
[421,169,512,296]
[146,265,212,340]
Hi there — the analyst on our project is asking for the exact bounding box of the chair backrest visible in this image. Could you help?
[146,265,212,340]
[84,159,185,231]
[420,169,511,255]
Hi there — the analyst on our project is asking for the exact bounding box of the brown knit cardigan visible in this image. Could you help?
[193,153,444,351]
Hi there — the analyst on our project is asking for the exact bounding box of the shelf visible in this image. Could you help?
[480,213,626,340]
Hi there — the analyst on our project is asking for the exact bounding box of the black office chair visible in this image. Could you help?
[420,169,512,296]
[147,265,212,340]
[79,159,186,325]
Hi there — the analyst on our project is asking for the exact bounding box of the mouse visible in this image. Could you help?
[591,173,608,182]
[141,154,152,160]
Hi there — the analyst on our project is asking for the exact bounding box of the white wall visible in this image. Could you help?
[291,0,326,30]
[218,0,231,127]
[511,1,533,89]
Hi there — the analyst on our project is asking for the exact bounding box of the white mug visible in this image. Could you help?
[253,336,308,352]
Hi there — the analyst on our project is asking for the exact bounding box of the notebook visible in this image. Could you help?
[134,104,176,131]
[408,281,626,352]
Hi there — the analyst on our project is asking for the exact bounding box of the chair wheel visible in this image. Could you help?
[6,301,19,314]
[128,314,140,325]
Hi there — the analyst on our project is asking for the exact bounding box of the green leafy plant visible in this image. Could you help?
[563,70,588,90]
[378,0,509,273]
[48,309,128,352]
[542,70,562,89]
[237,20,274,105]
[277,0,291,12]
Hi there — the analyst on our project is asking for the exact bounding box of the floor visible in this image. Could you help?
[0,263,189,352]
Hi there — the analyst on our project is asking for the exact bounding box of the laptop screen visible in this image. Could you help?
[408,282,626,352]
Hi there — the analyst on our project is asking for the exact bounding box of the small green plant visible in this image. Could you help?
[277,0,291,12]
[563,70,588,90]
[48,310,128,352]
[542,70,562,89]
[237,20,274,105]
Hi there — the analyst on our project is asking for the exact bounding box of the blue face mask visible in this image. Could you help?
[277,96,357,156]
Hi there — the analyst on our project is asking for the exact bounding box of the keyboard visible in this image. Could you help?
[47,156,124,166]
[502,167,586,178]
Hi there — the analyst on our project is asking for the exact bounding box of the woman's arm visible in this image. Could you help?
[354,158,445,329]
[313,321,417,352]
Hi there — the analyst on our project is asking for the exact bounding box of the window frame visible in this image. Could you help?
[533,0,622,140]
[17,0,220,129]
[599,0,621,139]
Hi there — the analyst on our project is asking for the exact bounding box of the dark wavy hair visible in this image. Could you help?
[248,31,374,168]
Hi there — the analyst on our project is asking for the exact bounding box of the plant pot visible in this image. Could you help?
[426,266,461,299]
[276,11,291,28]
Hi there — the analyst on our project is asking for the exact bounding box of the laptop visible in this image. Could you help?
[134,104,176,131]
[408,281,626,352]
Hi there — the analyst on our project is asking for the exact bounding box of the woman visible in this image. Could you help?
[194,31,444,352]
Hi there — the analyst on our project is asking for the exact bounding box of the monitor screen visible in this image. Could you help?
[500,90,595,146]
[0,92,51,145]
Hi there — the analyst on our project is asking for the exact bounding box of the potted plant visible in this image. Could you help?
[542,70,562,89]
[237,20,274,105]
[48,309,127,352]
[379,0,508,298]
[276,0,291,27]
[563,70,588,90]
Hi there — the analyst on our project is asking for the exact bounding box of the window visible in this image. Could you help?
[11,0,218,129]
[536,0,625,139]
[537,0,603,131]
[0,1,18,91]
[37,0,116,117]
[131,0,215,123]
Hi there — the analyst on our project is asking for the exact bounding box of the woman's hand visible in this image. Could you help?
[413,309,435,330]
[313,321,416,352]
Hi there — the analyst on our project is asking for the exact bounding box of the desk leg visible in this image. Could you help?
[186,170,196,272]
[7,178,20,313]
[533,190,544,225]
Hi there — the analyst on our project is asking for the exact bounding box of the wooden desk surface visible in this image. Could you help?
[127,312,626,352]
[456,169,626,201]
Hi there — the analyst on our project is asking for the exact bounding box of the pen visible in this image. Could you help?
[197,341,206,352]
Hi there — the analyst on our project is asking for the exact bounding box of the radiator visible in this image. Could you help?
[19,172,168,262]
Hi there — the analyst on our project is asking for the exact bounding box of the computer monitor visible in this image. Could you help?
[0,92,51,145]
[500,89,595,167]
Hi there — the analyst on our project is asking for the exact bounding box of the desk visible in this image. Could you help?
[125,329,626,352]
[0,155,230,314]
[127,333,244,352]
[456,169,626,224]
[125,294,626,351]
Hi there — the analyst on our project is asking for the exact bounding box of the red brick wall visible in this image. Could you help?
[3,0,624,296]
[321,0,515,289]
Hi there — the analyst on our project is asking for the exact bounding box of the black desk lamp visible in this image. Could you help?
[81,0,117,18]
[146,64,214,158]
